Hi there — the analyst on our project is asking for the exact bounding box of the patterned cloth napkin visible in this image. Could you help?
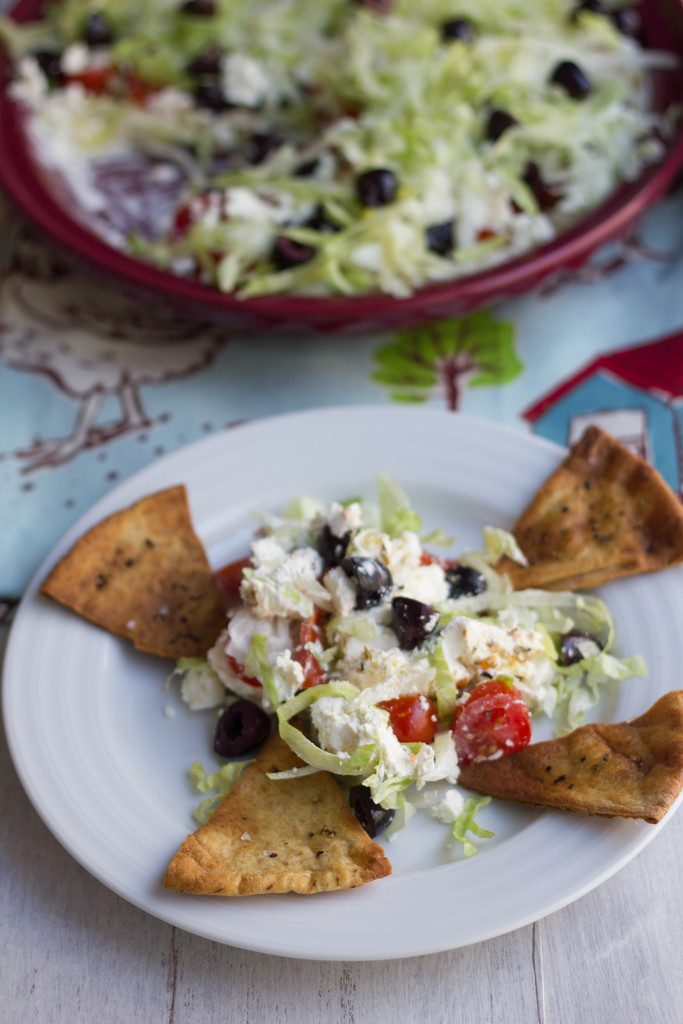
[1,187,683,611]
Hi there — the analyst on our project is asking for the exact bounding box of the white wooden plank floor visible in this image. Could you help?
[1,627,681,1024]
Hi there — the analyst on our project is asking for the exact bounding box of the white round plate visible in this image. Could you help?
[3,407,682,960]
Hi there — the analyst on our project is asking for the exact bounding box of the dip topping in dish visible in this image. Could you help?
[2,0,675,297]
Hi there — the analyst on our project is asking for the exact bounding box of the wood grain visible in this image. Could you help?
[1,625,682,1024]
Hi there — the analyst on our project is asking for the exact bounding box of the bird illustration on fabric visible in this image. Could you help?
[0,235,227,474]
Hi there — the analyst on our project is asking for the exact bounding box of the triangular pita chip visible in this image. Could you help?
[164,733,392,896]
[458,691,683,823]
[41,485,226,659]
[498,426,683,590]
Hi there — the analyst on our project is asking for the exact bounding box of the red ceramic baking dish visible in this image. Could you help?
[1,0,683,334]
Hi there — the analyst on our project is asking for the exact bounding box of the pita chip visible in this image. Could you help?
[498,426,683,591]
[164,733,392,896]
[41,485,225,659]
[458,691,683,823]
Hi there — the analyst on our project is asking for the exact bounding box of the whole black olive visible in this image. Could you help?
[486,109,518,142]
[425,220,455,256]
[355,168,398,207]
[271,236,316,270]
[83,12,115,47]
[550,60,592,100]
[559,629,601,667]
[317,524,351,568]
[246,132,282,165]
[294,157,320,177]
[523,161,562,211]
[187,46,223,77]
[391,596,439,651]
[440,18,475,43]
[612,7,641,37]
[340,556,393,609]
[34,50,64,83]
[214,699,271,757]
[194,82,231,110]
[569,0,604,22]
[304,204,340,233]
[181,0,217,15]
[445,565,487,599]
[349,785,394,837]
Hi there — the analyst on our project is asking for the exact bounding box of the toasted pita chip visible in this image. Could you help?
[458,691,683,823]
[164,733,392,896]
[498,426,683,591]
[41,485,225,659]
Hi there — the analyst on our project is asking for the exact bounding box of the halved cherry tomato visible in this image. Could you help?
[66,65,115,95]
[451,679,531,765]
[172,191,227,239]
[293,608,327,689]
[214,556,251,603]
[124,72,157,105]
[378,695,438,744]
[226,654,261,689]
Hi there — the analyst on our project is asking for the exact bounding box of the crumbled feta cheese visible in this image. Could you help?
[272,651,305,703]
[393,562,449,606]
[323,565,357,617]
[61,43,89,76]
[225,608,292,666]
[251,535,287,568]
[240,546,330,619]
[10,57,48,104]
[327,501,363,538]
[224,186,295,225]
[344,647,436,703]
[179,662,226,711]
[221,54,275,108]
[440,616,554,695]
[414,732,460,788]
[146,87,193,114]
[430,788,465,824]
[241,832,251,841]
[346,528,448,606]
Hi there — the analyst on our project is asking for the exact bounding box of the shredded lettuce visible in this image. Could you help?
[327,614,379,641]
[244,633,282,708]
[452,796,494,858]
[554,651,646,731]
[189,760,250,824]
[385,791,416,838]
[428,640,458,721]
[421,528,454,548]
[282,496,324,522]
[377,474,422,538]
[481,526,528,567]
[266,765,322,780]
[276,682,378,775]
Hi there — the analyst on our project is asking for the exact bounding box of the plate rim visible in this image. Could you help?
[3,405,681,959]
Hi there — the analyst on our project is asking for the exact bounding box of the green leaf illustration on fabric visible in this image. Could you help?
[372,311,522,410]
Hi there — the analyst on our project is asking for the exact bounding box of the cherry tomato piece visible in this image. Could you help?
[214,556,251,602]
[66,64,115,94]
[378,695,438,744]
[226,654,261,689]
[293,608,327,688]
[293,647,326,688]
[451,680,531,765]
[124,72,158,105]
